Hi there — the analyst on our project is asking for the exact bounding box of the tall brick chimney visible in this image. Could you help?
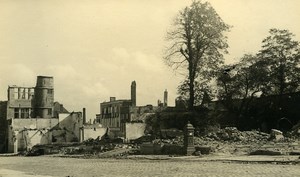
[83,108,86,124]
[164,89,168,107]
[131,81,136,107]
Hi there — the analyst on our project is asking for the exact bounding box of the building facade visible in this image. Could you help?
[100,98,132,135]
[0,76,83,153]
[98,81,136,136]
[97,81,169,139]
[6,76,54,121]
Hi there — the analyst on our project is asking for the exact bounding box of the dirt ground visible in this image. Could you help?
[0,156,299,177]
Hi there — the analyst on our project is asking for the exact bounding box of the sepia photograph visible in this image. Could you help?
[0,0,300,176]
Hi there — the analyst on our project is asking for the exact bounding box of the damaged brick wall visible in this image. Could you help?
[84,125,106,140]
[7,112,83,152]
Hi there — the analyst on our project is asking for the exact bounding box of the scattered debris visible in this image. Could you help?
[269,129,284,141]
[24,126,300,157]
[195,146,213,155]
[130,135,152,144]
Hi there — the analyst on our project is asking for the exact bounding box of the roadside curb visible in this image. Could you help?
[0,153,19,157]
[125,155,300,164]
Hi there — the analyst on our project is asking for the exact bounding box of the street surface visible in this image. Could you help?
[0,156,299,177]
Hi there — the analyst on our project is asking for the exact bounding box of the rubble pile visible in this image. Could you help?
[59,139,139,156]
[150,127,299,155]
[26,138,139,157]
[154,127,270,145]
[26,127,300,157]
[208,128,298,155]
[152,137,183,145]
[201,127,270,144]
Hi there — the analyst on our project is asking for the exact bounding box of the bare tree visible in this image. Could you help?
[164,1,230,110]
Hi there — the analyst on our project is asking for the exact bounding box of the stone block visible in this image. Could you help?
[249,149,282,155]
[140,143,163,155]
[195,146,213,155]
[161,144,184,155]
[270,129,284,141]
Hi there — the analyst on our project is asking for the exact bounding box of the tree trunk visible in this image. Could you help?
[278,59,285,121]
[188,63,195,111]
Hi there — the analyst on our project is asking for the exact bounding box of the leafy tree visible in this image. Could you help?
[234,55,268,102]
[217,54,269,127]
[256,28,300,124]
[216,64,238,102]
[177,76,212,106]
[164,1,230,110]
[217,29,300,129]
[259,29,300,96]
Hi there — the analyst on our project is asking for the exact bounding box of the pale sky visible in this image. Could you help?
[0,0,299,120]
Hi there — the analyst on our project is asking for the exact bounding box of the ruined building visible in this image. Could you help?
[98,81,136,136]
[7,76,54,120]
[97,81,169,139]
[0,76,83,153]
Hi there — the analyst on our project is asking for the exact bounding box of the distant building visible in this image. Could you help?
[53,102,69,118]
[99,98,132,135]
[129,105,157,122]
[6,76,54,120]
[97,81,169,138]
[95,113,101,123]
[0,76,83,153]
[98,81,137,136]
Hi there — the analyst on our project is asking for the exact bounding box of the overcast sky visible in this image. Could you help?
[0,0,299,120]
